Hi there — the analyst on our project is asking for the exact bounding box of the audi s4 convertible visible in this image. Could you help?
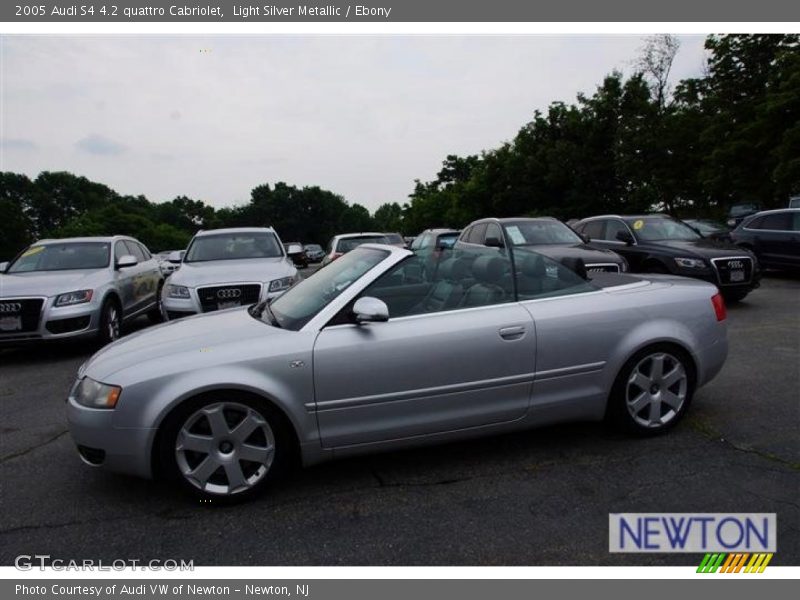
[67,243,728,502]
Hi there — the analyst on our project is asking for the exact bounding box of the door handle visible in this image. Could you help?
[499,325,526,340]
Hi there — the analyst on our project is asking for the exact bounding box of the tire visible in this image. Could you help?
[97,297,122,346]
[607,344,696,436]
[148,281,165,324]
[157,392,292,504]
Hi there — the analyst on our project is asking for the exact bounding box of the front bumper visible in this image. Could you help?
[0,297,101,344]
[66,396,155,479]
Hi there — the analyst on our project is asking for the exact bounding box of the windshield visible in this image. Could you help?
[730,204,758,217]
[264,247,389,330]
[503,220,583,245]
[304,244,322,252]
[627,218,702,241]
[336,236,389,253]
[8,242,110,273]
[185,232,283,262]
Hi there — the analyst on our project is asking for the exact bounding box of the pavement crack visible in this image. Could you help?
[0,429,69,464]
[687,417,800,471]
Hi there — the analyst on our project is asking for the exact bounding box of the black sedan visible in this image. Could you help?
[456,217,627,274]
[573,214,760,302]
[730,209,800,271]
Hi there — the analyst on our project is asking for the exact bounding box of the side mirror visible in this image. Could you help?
[0,262,8,273]
[167,251,183,264]
[286,244,303,255]
[484,236,505,248]
[116,255,138,269]
[579,233,590,243]
[560,257,588,280]
[615,230,635,245]
[352,296,389,324]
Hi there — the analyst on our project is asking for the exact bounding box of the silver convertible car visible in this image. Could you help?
[67,244,728,502]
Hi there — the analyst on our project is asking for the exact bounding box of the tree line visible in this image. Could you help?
[1,34,797,260]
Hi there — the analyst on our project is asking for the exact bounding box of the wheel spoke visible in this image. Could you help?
[177,430,214,453]
[230,411,263,443]
[662,364,685,388]
[204,406,230,438]
[629,370,651,391]
[650,354,665,380]
[239,443,273,465]
[661,390,684,410]
[188,455,219,486]
[647,397,661,424]
[224,460,248,490]
[628,391,650,415]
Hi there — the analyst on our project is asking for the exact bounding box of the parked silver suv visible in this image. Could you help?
[162,227,299,320]
[0,236,163,345]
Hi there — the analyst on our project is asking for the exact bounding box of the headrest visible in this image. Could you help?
[520,254,546,277]
[437,257,471,281]
[472,255,506,283]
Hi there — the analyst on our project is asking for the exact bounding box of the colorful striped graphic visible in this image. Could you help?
[697,553,773,573]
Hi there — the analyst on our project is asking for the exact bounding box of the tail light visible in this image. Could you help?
[711,292,726,321]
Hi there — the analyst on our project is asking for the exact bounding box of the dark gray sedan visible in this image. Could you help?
[67,243,728,502]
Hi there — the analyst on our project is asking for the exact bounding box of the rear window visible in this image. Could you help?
[335,236,389,253]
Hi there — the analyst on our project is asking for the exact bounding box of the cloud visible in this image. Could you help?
[1,138,37,151]
[75,134,127,156]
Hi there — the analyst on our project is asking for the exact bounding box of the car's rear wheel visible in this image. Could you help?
[158,393,291,503]
[608,344,695,435]
[97,298,121,345]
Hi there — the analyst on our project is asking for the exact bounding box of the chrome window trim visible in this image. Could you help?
[584,263,621,273]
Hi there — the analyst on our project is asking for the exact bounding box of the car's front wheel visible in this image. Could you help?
[158,393,291,503]
[97,298,121,345]
[608,344,695,435]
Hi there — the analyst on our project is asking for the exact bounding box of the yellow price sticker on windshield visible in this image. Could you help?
[21,246,45,257]
[632,220,644,230]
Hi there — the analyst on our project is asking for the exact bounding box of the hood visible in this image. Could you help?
[168,257,296,288]
[83,308,288,380]
[641,239,754,259]
[0,269,104,298]
[531,243,624,265]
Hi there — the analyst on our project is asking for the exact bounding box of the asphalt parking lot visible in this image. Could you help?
[0,271,798,567]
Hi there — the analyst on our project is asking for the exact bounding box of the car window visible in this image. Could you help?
[411,233,430,250]
[512,247,597,301]
[581,220,605,240]
[436,233,458,249]
[484,222,503,245]
[604,220,630,242]
[114,241,128,262]
[335,236,390,253]
[124,241,147,262]
[185,231,283,262]
[9,242,111,273]
[137,242,152,260]
[466,223,487,244]
[757,212,792,231]
[266,247,389,331]
[359,245,514,319]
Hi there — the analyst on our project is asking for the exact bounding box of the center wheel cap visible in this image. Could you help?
[219,441,234,454]
[650,384,660,394]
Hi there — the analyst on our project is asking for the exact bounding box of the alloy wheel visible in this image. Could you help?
[174,401,275,496]
[625,352,688,429]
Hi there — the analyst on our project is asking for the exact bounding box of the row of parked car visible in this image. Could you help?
[1,207,797,348]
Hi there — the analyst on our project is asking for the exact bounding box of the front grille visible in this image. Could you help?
[46,315,91,334]
[197,284,261,313]
[585,263,620,273]
[0,298,44,333]
[712,257,753,285]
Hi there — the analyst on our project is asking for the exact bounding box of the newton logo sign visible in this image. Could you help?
[609,513,776,553]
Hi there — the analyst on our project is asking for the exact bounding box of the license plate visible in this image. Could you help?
[0,316,22,331]
[730,270,745,282]
[217,300,240,310]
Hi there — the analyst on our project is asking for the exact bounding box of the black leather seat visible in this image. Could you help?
[460,255,507,307]
[412,257,470,314]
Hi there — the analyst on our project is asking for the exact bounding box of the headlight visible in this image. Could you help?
[73,377,121,409]
[269,277,294,293]
[55,289,93,307]
[674,257,707,269]
[166,284,190,298]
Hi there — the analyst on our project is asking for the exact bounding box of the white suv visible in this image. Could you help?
[161,227,299,320]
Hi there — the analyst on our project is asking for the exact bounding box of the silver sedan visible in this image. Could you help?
[67,244,728,502]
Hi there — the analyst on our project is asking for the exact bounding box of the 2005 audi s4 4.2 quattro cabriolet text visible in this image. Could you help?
[67,243,729,502]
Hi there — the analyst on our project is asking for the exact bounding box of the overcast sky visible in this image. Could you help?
[1,35,707,212]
